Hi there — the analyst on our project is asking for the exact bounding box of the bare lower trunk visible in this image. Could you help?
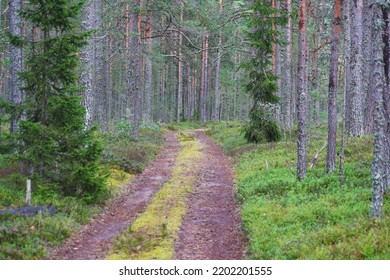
[282,0,293,131]
[296,0,308,180]
[127,1,142,139]
[9,0,24,133]
[326,0,342,173]
[370,2,386,218]
[213,0,223,122]
[80,0,95,129]
[348,0,364,137]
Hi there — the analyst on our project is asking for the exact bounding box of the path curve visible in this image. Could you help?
[174,130,245,260]
[51,131,181,260]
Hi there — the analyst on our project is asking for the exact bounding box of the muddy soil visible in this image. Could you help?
[51,130,245,260]
[174,130,245,259]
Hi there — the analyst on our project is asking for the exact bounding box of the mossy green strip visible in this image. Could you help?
[106,133,203,260]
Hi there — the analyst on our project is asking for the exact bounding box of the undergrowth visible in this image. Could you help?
[0,123,163,259]
[207,122,389,260]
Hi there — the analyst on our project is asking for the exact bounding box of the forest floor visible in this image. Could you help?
[51,130,245,260]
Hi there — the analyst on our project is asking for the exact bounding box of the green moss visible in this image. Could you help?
[207,122,389,260]
[107,132,203,260]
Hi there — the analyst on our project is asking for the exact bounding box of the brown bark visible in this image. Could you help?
[326,0,342,173]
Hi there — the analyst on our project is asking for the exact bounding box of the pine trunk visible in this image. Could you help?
[9,0,24,133]
[144,13,153,124]
[282,0,293,131]
[127,1,142,139]
[80,0,95,129]
[296,0,308,180]
[326,0,342,173]
[348,0,364,137]
[213,0,223,122]
[370,2,386,218]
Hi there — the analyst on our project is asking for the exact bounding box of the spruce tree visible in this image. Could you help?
[13,0,106,202]
[243,0,285,143]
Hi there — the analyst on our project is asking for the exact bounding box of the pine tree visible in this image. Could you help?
[14,0,107,202]
[243,0,285,143]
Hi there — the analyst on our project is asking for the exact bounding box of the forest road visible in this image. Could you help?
[51,130,245,260]
[51,131,181,260]
[174,130,245,259]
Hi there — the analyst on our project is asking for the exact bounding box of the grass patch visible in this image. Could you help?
[107,132,203,260]
[207,122,389,260]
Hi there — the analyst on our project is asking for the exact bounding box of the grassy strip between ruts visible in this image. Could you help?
[106,132,203,260]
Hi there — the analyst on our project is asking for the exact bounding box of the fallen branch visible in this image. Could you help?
[310,142,328,169]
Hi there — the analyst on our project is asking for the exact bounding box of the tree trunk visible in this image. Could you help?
[213,0,223,122]
[144,12,153,124]
[127,1,142,139]
[200,34,208,122]
[370,2,386,218]
[80,0,95,129]
[296,0,308,180]
[326,0,342,173]
[9,0,24,134]
[348,0,364,137]
[382,7,390,191]
[95,0,106,131]
[282,0,293,131]
[177,5,184,122]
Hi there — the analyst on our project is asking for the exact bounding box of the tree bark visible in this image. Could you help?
[9,0,24,134]
[177,4,184,122]
[80,0,95,129]
[213,0,223,122]
[144,12,153,124]
[348,0,364,137]
[296,0,308,180]
[200,34,209,122]
[127,1,142,139]
[282,0,293,131]
[370,2,386,218]
[326,0,342,173]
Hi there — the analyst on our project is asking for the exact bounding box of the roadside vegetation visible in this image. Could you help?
[0,124,163,260]
[207,122,389,260]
